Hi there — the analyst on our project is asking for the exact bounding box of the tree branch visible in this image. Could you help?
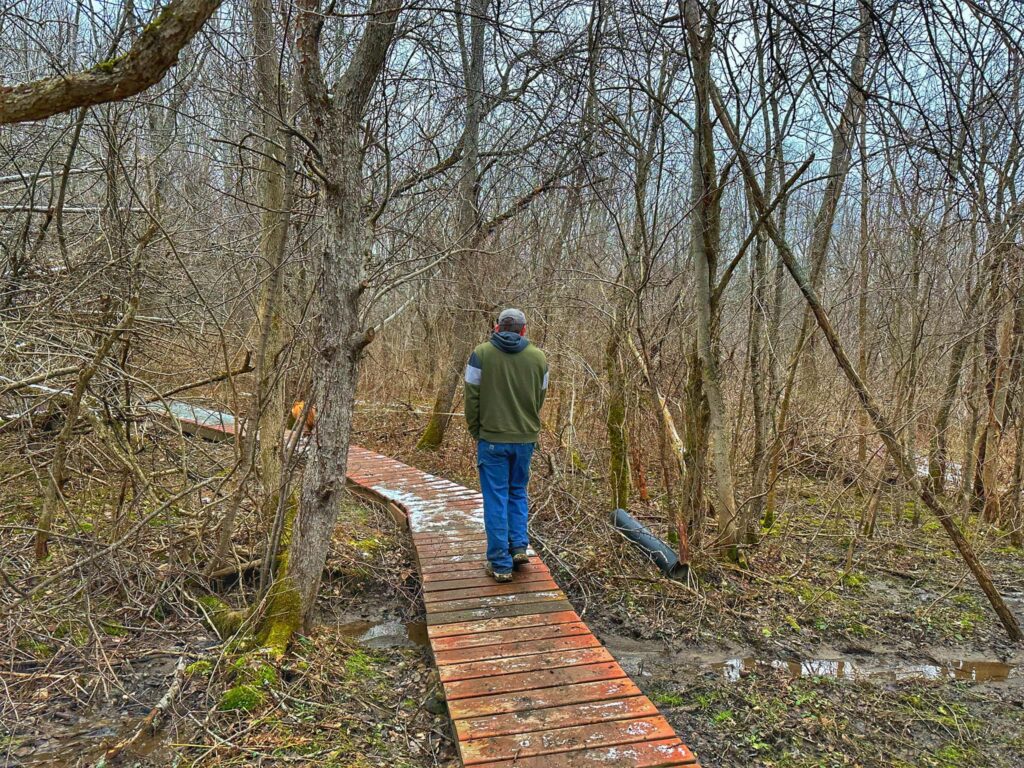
[0,0,222,125]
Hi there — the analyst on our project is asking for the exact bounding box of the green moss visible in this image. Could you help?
[416,414,445,451]
[841,571,866,589]
[17,637,55,659]
[54,620,89,646]
[217,684,265,712]
[349,536,381,555]
[694,691,717,709]
[344,648,378,680]
[256,575,301,657]
[650,689,686,707]
[99,620,127,637]
[931,743,979,767]
[198,594,248,638]
[186,660,213,677]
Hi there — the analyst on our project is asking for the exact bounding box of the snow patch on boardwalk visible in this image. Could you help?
[371,484,484,533]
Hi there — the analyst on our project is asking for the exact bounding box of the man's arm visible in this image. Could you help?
[539,360,549,410]
[464,350,482,438]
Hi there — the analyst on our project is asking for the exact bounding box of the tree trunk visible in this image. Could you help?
[417,0,486,451]
[208,0,295,573]
[258,0,401,653]
[972,221,1013,522]
[605,330,631,510]
[928,279,984,495]
[251,0,296,530]
[856,114,870,465]
[685,0,740,559]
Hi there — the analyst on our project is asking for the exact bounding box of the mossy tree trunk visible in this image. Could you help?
[254,0,402,655]
[605,331,631,510]
[251,0,296,529]
[417,0,486,451]
[208,0,295,573]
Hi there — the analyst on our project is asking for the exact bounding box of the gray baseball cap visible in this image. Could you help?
[497,308,527,330]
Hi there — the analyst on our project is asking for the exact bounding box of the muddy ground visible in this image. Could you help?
[4,407,1024,767]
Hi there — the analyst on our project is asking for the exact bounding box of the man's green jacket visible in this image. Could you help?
[464,331,548,443]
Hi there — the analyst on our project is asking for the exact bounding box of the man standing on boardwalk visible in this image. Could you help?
[464,308,549,582]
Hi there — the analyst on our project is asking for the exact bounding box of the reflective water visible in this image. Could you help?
[713,657,1014,683]
[338,618,429,648]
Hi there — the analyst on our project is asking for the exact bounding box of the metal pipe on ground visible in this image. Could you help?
[612,508,688,581]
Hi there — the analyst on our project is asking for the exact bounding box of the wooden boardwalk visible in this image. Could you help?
[346,445,700,767]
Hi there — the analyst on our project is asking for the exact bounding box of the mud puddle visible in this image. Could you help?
[710,656,1014,682]
[599,633,1018,685]
[339,617,429,648]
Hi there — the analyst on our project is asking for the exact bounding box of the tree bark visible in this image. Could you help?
[684,0,740,559]
[258,0,401,653]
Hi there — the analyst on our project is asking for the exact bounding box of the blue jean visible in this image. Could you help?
[477,439,535,573]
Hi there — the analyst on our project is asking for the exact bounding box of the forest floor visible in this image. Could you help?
[3,404,1023,767]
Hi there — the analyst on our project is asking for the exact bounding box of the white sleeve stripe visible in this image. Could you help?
[542,370,549,390]
[464,364,482,386]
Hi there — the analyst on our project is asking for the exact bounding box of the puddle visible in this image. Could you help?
[9,713,168,767]
[713,657,1015,683]
[600,634,1016,685]
[339,619,429,649]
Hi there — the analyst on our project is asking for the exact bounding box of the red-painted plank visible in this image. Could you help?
[423,568,553,592]
[435,632,602,666]
[427,590,565,615]
[427,609,582,639]
[458,716,678,764]
[424,578,560,604]
[438,646,614,683]
[477,738,698,767]
[447,679,645,720]
[455,695,659,739]
[430,621,592,653]
[420,559,492,575]
[444,661,628,700]
[427,599,576,627]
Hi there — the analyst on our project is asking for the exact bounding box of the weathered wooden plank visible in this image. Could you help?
[427,590,565,615]
[422,559,547,580]
[427,599,576,627]
[424,579,560,604]
[413,532,489,545]
[430,621,592,653]
[444,661,628,700]
[435,632,602,666]
[454,695,659,740]
[423,568,553,592]
[447,679,644,720]
[427,609,582,639]
[415,542,488,557]
[438,646,614,683]
[476,738,698,767]
[418,551,489,565]
[458,716,678,764]
[420,559,492,576]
